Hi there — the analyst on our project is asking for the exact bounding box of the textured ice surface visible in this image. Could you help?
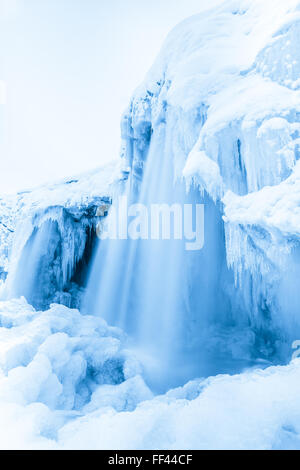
[118,0,300,352]
[0,297,299,450]
[58,359,300,450]
[0,298,152,448]
[0,162,121,308]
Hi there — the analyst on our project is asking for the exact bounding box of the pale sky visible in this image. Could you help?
[0,0,222,194]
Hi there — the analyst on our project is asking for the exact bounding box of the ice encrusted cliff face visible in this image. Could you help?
[0,163,121,309]
[1,0,300,450]
[118,0,300,359]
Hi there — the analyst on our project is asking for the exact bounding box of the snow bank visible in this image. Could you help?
[12,160,120,217]
[0,162,122,308]
[0,298,152,449]
[0,297,299,449]
[58,359,300,450]
[0,161,120,246]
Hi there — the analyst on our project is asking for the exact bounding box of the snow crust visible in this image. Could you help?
[0,298,152,449]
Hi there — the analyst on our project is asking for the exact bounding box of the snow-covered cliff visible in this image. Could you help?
[120,0,300,353]
[0,162,121,309]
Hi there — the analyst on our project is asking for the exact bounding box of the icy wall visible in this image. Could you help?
[116,0,300,363]
[81,0,300,392]
[1,163,120,309]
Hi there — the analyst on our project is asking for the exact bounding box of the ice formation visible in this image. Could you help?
[1,162,120,309]
[84,0,300,388]
[1,0,300,449]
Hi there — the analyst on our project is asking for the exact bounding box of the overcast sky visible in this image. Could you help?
[0,0,222,194]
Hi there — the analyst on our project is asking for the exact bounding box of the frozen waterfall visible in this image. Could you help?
[1,0,300,402]
[2,0,300,450]
[84,106,257,392]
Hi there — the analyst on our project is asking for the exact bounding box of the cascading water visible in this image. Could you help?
[3,206,98,310]
[84,109,251,392]
[6,219,62,309]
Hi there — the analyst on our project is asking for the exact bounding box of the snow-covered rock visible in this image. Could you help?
[0,162,122,309]
[0,294,299,450]
[0,297,152,448]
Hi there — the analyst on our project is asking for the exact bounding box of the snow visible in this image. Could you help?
[223,160,300,238]
[0,297,300,450]
[0,161,119,263]
[0,298,152,449]
[142,0,300,339]
[1,0,300,450]
[183,149,223,201]
[118,0,300,341]
[58,359,300,450]
[122,0,300,226]
[90,0,300,449]
[11,160,120,223]
[222,161,300,288]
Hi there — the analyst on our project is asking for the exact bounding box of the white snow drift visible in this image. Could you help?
[1,0,300,449]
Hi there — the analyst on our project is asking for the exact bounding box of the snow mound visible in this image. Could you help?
[0,161,122,309]
[0,298,299,450]
[58,359,300,450]
[0,298,152,449]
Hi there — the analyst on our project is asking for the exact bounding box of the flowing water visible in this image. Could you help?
[83,120,242,392]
